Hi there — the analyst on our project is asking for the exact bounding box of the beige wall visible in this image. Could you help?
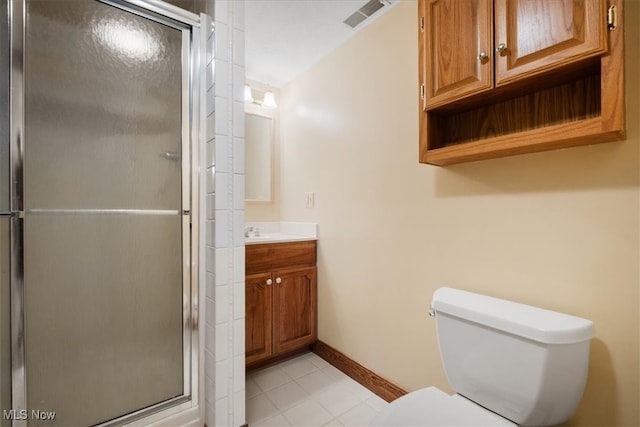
[277,1,639,425]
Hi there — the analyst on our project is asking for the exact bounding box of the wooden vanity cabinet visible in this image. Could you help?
[419,0,625,165]
[245,241,317,369]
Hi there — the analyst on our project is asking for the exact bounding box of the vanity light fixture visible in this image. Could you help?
[244,84,278,108]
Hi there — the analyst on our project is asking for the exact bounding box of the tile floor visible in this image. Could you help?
[246,352,389,427]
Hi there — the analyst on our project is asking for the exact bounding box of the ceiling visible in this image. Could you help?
[245,0,398,88]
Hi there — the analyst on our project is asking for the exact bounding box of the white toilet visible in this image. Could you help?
[372,287,594,426]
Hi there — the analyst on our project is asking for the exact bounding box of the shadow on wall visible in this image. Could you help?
[433,140,638,197]
[570,339,617,426]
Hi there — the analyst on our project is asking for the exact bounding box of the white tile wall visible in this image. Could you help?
[204,0,246,425]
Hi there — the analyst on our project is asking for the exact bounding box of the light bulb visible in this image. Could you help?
[262,90,277,108]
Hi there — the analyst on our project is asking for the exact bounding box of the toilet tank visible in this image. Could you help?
[431,287,593,426]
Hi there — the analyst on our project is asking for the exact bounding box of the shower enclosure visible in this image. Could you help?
[1,0,202,425]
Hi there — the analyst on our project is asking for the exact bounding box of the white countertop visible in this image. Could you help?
[245,233,317,245]
[245,221,318,245]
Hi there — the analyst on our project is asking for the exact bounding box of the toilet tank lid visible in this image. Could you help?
[432,287,594,344]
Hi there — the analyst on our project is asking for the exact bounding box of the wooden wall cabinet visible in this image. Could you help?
[245,241,317,369]
[419,0,625,166]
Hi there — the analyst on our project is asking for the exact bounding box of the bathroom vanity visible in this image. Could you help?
[245,239,317,370]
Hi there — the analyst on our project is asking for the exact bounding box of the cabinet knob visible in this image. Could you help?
[275,277,282,284]
[478,51,489,61]
[266,278,273,286]
[496,43,507,54]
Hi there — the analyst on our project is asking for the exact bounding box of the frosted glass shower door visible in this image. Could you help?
[21,1,192,425]
[0,220,9,427]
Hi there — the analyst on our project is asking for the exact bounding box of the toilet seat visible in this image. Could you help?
[370,387,517,426]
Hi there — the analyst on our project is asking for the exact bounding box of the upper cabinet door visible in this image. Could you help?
[494,0,607,86]
[424,0,493,109]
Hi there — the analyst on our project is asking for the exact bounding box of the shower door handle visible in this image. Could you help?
[0,211,24,218]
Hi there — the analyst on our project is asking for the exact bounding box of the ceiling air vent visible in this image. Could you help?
[343,0,386,29]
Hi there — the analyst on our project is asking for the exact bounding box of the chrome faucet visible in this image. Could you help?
[245,226,261,238]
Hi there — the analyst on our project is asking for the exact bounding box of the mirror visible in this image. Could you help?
[245,112,273,202]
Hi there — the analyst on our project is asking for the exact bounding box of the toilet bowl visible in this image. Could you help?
[371,287,593,426]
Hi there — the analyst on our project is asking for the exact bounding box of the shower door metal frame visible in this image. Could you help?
[7,1,202,425]
[8,1,26,426]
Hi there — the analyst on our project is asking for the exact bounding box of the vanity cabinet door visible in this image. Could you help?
[273,267,317,355]
[494,0,607,86]
[245,272,273,366]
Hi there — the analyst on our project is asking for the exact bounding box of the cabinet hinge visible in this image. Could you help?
[420,17,424,33]
[420,84,425,101]
[607,5,617,31]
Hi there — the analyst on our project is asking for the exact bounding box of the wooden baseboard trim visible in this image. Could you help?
[311,340,408,403]
[246,346,312,372]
